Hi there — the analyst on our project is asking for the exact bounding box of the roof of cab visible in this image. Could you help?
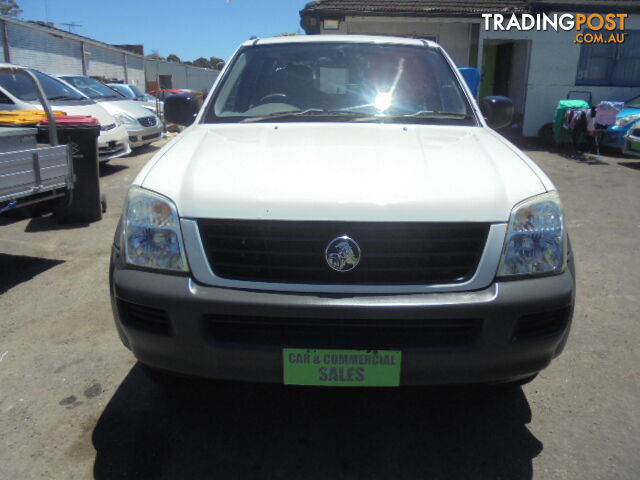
[242,34,438,49]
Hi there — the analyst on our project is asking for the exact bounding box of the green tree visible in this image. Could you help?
[167,53,181,63]
[192,57,211,68]
[209,57,225,70]
[0,0,21,16]
[183,57,225,70]
[147,52,165,61]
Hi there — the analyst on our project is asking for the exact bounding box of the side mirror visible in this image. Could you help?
[164,93,201,126]
[458,67,480,98]
[480,96,514,130]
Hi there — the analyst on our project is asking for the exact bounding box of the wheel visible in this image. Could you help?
[53,189,72,221]
[56,177,102,223]
[55,136,103,223]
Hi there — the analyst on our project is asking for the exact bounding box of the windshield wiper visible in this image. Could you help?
[48,95,80,101]
[239,108,471,124]
[398,110,472,119]
[240,108,375,123]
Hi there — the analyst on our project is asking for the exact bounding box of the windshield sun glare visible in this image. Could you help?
[205,42,475,126]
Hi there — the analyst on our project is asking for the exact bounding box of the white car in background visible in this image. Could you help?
[56,75,164,149]
[0,64,130,162]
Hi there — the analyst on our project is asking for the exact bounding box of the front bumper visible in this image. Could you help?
[126,124,164,148]
[602,123,639,150]
[98,125,130,162]
[110,245,575,386]
[622,129,640,157]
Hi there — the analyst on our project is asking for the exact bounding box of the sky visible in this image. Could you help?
[17,0,310,61]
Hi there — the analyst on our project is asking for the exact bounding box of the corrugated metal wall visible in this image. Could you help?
[6,22,83,74]
[144,59,218,93]
[85,45,125,80]
[0,18,215,91]
[184,67,219,93]
[126,56,145,87]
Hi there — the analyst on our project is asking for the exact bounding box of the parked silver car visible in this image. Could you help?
[56,76,164,148]
[107,83,162,116]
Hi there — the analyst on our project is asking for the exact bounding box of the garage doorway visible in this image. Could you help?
[159,74,173,89]
[480,40,531,124]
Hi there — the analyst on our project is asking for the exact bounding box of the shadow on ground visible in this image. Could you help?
[99,164,129,177]
[619,161,640,171]
[127,144,162,157]
[558,152,609,165]
[1,209,90,231]
[93,364,542,480]
[0,253,64,294]
[24,214,90,232]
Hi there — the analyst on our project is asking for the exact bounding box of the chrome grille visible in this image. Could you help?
[198,220,490,285]
[138,116,157,127]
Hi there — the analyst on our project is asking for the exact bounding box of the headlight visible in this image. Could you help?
[124,186,188,272]
[497,192,565,277]
[113,112,138,126]
[615,113,640,128]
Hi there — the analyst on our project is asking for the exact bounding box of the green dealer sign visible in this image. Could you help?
[283,349,402,387]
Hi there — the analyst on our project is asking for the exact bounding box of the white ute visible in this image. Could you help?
[110,36,575,388]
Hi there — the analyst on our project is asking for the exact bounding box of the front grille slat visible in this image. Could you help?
[198,220,490,285]
[117,300,172,334]
[203,314,482,349]
[514,307,571,341]
[138,116,157,127]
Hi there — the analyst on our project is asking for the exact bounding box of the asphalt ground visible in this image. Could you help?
[0,140,638,479]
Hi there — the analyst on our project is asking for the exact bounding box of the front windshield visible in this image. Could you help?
[109,84,134,98]
[62,76,123,99]
[206,42,475,125]
[0,69,86,102]
[129,85,145,97]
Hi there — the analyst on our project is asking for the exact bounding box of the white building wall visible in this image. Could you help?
[161,62,187,87]
[480,13,640,136]
[322,16,476,67]
[184,67,219,93]
[6,22,83,74]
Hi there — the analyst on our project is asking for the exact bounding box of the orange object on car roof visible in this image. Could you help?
[0,109,67,125]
